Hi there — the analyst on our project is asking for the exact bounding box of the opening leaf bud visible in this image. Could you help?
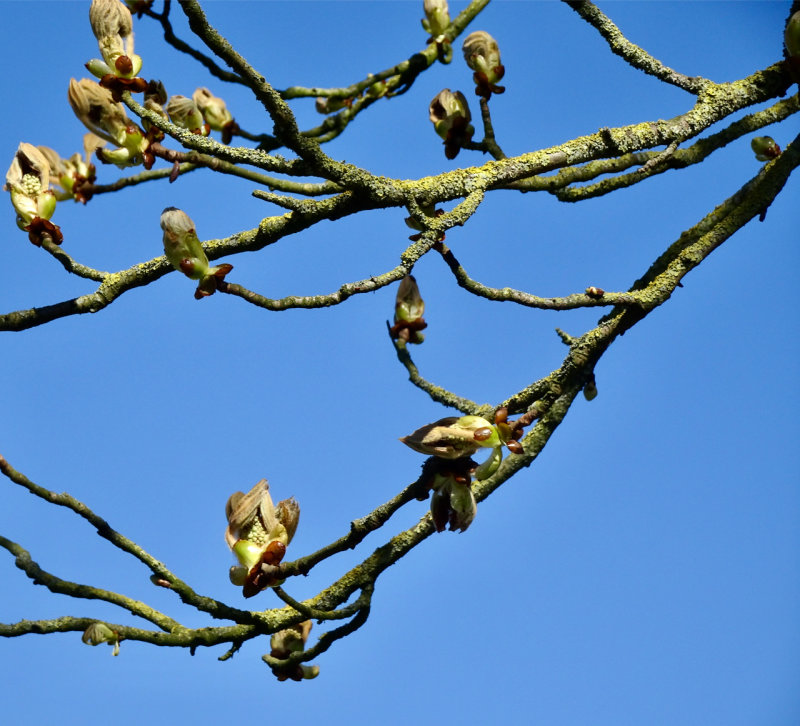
[389,275,427,344]
[422,0,450,39]
[429,89,474,159]
[192,88,233,131]
[462,31,505,97]
[160,207,233,298]
[81,622,120,655]
[166,95,209,135]
[68,78,147,167]
[88,0,143,79]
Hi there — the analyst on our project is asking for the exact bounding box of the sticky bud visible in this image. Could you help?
[750,136,781,162]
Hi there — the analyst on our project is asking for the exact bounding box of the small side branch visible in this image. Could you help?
[388,334,489,415]
[436,242,640,310]
[144,0,247,86]
[0,535,182,633]
[564,0,706,93]
[0,455,258,625]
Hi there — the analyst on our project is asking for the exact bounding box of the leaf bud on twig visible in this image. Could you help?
[81,622,120,656]
[462,31,505,98]
[429,89,474,159]
[165,95,209,136]
[68,78,148,167]
[4,143,63,245]
[389,275,427,344]
[224,479,299,597]
[160,207,233,299]
[269,621,320,681]
[750,136,781,162]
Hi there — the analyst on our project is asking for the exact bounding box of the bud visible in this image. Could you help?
[422,0,450,39]
[192,88,233,131]
[462,31,505,97]
[68,78,147,167]
[750,136,781,162]
[81,622,120,656]
[429,89,474,159]
[141,80,169,140]
[430,473,477,532]
[5,143,55,224]
[786,11,800,58]
[400,415,498,459]
[5,143,64,246]
[315,96,351,115]
[88,0,143,80]
[224,479,299,598]
[472,444,502,481]
[365,75,388,100]
[160,207,233,299]
[269,621,320,681]
[37,134,102,203]
[389,275,427,345]
[166,95,209,136]
[583,376,598,401]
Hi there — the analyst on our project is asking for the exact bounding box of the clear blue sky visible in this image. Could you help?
[1,1,798,724]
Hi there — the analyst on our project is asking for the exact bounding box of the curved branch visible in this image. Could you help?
[0,536,182,632]
[564,0,707,93]
[0,455,258,625]
[435,242,641,310]
[144,0,247,85]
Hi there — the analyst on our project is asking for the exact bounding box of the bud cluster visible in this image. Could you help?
[4,143,63,246]
[401,408,528,531]
[225,479,300,598]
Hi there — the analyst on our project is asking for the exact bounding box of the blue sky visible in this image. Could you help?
[1,1,799,724]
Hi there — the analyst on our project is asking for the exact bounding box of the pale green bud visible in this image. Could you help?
[232,540,265,570]
[462,31,505,97]
[192,88,233,131]
[422,0,450,39]
[166,95,208,135]
[88,0,142,79]
[229,565,248,586]
[160,207,211,278]
[160,207,233,299]
[473,445,502,481]
[395,274,425,322]
[81,622,120,655]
